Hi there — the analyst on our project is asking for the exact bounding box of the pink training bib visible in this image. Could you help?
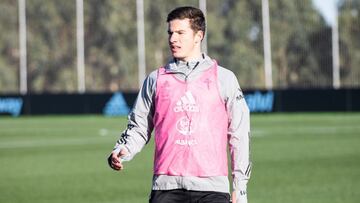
[153,61,229,177]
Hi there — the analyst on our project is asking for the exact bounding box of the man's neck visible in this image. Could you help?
[175,53,204,63]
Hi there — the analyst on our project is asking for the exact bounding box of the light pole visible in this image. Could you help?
[76,0,86,93]
[332,4,340,89]
[18,0,27,94]
[262,0,273,90]
[137,0,146,89]
[199,0,207,53]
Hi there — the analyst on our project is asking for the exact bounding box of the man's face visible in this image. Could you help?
[168,18,202,61]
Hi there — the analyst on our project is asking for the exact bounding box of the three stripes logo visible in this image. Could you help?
[173,91,199,113]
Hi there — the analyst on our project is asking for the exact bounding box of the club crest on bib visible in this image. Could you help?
[176,116,196,135]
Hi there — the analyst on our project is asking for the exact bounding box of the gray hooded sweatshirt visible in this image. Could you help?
[111,53,251,196]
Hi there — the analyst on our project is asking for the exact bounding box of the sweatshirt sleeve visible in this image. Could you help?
[112,71,157,160]
[219,68,251,201]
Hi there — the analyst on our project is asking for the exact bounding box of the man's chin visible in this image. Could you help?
[172,54,184,60]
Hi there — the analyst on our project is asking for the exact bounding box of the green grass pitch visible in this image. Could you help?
[0,113,359,203]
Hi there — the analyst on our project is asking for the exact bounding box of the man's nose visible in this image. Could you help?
[169,33,178,43]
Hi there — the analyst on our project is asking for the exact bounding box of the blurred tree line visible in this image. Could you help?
[0,0,359,93]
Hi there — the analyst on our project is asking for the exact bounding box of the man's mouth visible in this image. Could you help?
[171,45,181,52]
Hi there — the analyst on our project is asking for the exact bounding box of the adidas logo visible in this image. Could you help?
[103,92,130,116]
[173,91,199,113]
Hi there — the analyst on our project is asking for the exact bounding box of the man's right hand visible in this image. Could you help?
[108,148,129,171]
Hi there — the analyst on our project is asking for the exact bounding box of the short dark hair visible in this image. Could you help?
[167,6,206,35]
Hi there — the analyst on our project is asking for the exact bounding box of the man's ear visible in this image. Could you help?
[195,30,204,43]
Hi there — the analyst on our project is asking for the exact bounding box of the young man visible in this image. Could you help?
[108,6,251,203]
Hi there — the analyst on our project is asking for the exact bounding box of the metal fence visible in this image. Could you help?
[0,0,359,94]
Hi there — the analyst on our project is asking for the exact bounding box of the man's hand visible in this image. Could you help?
[232,190,247,203]
[108,148,129,171]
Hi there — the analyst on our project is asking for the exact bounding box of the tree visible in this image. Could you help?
[266,0,327,88]
[0,0,19,93]
[338,0,360,87]
[205,0,264,90]
[1,0,356,93]
[205,0,328,89]
[84,0,138,91]
[26,0,76,93]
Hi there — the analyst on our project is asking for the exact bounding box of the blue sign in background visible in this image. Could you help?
[0,97,23,117]
[245,91,274,112]
[1,88,359,116]
[103,92,130,116]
